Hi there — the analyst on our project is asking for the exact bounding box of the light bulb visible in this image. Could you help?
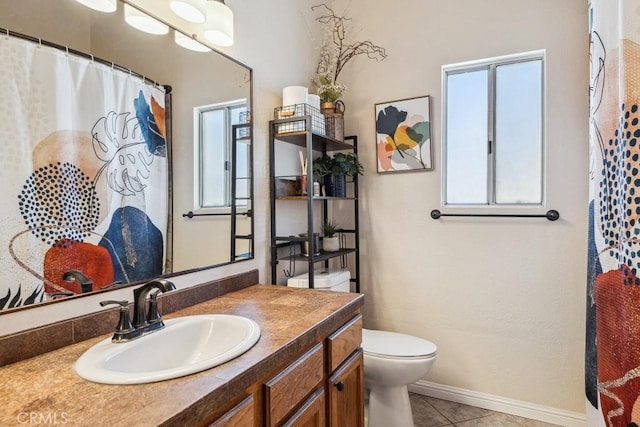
[174,32,211,52]
[204,0,233,47]
[74,0,116,13]
[170,0,207,24]
[124,5,169,35]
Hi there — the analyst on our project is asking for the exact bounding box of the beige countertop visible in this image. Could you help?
[0,284,364,427]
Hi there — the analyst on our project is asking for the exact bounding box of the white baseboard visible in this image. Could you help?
[408,380,587,427]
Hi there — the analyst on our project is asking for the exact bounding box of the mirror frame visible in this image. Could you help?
[0,0,254,314]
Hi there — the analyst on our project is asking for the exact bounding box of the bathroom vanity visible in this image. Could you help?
[0,278,364,426]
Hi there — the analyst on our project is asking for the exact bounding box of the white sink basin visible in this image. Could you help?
[74,314,260,384]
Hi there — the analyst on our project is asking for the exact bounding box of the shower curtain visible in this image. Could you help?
[0,35,168,309]
[587,0,640,425]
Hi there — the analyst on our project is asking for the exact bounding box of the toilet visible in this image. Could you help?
[287,270,438,427]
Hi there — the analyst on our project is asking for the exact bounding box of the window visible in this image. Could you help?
[194,100,248,210]
[443,51,544,206]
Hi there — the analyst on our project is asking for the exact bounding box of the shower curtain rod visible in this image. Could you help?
[0,27,169,92]
[182,210,253,218]
[430,209,560,221]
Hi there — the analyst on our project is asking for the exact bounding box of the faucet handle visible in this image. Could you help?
[146,291,162,323]
[100,300,135,341]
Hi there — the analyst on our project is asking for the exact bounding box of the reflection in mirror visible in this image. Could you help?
[0,0,253,312]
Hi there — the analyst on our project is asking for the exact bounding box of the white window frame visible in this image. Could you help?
[192,99,247,214]
[441,50,546,211]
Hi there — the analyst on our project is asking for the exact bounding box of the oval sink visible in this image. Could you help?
[74,314,260,384]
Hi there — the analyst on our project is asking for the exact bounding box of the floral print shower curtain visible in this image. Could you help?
[0,35,168,309]
[587,0,640,425]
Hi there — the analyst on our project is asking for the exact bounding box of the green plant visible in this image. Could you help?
[312,72,345,104]
[313,153,364,178]
[333,152,364,177]
[312,155,333,178]
[323,220,340,237]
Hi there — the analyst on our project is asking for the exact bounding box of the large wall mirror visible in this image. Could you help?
[0,0,254,313]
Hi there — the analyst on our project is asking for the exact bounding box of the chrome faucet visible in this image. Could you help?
[100,279,176,343]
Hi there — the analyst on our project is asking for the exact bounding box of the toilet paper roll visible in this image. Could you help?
[282,86,308,107]
[306,94,325,135]
[307,94,321,111]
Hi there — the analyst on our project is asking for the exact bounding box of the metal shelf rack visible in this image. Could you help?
[269,115,360,292]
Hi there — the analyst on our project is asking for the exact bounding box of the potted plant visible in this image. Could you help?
[333,152,364,177]
[312,153,363,197]
[323,220,340,252]
[326,152,364,197]
[312,155,333,196]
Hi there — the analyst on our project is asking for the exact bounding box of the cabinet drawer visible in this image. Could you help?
[209,395,254,427]
[282,387,325,427]
[327,314,362,372]
[265,343,324,426]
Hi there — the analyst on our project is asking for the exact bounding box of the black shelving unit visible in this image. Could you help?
[269,115,360,292]
[231,123,254,262]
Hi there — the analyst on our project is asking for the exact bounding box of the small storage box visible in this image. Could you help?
[287,269,351,292]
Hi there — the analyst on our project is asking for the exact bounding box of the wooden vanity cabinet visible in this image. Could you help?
[206,313,363,427]
[328,350,364,427]
[265,343,325,425]
[325,314,364,427]
[281,387,326,426]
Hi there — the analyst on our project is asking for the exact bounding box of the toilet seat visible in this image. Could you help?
[362,329,437,359]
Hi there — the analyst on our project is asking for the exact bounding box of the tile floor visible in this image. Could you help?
[409,393,561,427]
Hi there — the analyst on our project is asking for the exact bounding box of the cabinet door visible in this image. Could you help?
[328,349,364,427]
[208,395,254,427]
[282,387,325,427]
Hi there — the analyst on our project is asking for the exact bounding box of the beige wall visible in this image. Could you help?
[333,0,589,415]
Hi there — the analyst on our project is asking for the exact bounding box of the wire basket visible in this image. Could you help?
[274,103,326,136]
[323,111,344,142]
[238,110,251,138]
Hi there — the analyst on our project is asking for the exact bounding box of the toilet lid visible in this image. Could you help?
[362,329,437,358]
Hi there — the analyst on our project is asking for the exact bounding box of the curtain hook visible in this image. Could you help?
[90,54,94,63]
[4,29,9,40]
[111,62,115,71]
[65,46,69,56]
[37,38,42,48]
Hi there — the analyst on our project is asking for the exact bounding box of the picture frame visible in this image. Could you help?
[375,95,432,173]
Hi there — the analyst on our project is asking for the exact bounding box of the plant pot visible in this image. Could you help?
[323,236,340,252]
[324,174,346,197]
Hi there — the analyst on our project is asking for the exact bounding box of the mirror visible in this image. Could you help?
[0,0,253,312]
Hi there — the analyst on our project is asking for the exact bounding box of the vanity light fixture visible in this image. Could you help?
[170,0,207,24]
[124,4,169,35]
[203,0,234,47]
[174,32,211,52]
[74,0,116,13]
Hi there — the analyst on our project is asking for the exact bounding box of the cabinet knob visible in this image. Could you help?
[334,381,345,391]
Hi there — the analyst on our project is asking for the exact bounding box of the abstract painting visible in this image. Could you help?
[375,95,432,173]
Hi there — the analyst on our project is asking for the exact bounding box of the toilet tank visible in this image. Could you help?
[287,269,351,292]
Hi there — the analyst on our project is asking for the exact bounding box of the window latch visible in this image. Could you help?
[488,140,493,154]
